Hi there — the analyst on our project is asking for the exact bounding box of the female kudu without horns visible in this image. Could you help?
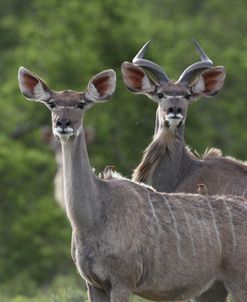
[18,66,247,302]
[121,39,247,302]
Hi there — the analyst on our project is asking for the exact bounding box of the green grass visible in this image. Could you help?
[0,291,149,302]
[0,274,234,302]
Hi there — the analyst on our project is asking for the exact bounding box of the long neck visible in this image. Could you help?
[152,110,196,192]
[132,110,195,192]
[60,123,99,232]
[151,132,194,192]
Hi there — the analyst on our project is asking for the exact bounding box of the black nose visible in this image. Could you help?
[56,118,71,128]
[167,107,182,115]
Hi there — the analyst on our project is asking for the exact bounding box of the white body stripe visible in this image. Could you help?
[145,188,159,224]
[163,196,182,259]
[207,200,222,254]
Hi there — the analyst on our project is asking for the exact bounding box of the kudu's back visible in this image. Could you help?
[176,153,247,198]
[95,179,247,301]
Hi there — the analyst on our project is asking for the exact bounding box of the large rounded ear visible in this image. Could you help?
[18,67,53,102]
[190,66,226,97]
[85,69,116,102]
[121,62,156,94]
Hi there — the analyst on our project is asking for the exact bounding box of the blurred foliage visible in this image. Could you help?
[0,275,87,302]
[0,0,246,300]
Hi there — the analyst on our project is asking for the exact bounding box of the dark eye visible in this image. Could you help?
[157,92,164,99]
[48,102,56,109]
[77,102,85,109]
[184,93,191,100]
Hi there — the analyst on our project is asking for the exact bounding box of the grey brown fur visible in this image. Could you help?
[197,184,208,196]
[19,67,247,302]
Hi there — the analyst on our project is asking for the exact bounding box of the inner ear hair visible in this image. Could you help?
[92,75,111,98]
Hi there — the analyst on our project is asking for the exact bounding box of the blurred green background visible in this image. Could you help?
[0,0,246,301]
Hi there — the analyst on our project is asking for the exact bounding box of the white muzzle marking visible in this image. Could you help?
[53,127,74,141]
[165,113,184,131]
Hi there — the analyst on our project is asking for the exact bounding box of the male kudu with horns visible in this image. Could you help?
[122,40,247,302]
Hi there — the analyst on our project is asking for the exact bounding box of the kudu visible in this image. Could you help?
[18,67,247,302]
[121,40,247,302]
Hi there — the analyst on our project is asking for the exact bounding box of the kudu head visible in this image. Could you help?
[18,67,116,142]
[121,39,226,134]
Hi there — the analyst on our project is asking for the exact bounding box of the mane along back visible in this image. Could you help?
[218,155,247,172]
[203,148,247,172]
[202,147,223,159]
